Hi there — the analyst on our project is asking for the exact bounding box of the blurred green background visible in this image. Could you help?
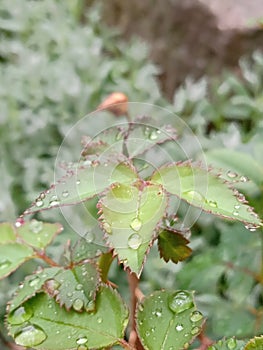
[0,0,263,348]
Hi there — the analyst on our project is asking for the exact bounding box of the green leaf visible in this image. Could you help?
[0,222,16,243]
[44,262,100,312]
[71,229,109,264]
[24,162,138,215]
[16,220,63,249]
[136,290,204,350]
[151,162,262,227]
[99,182,168,276]
[8,286,128,350]
[205,149,263,188]
[8,267,61,313]
[158,229,192,264]
[245,336,263,350]
[0,243,33,279]
[125,124,178,158]
[208,338,246,350]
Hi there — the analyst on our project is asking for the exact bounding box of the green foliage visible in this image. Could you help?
[136,290,204,350]
[1,0,263,349]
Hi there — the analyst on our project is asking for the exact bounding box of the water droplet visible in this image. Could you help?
[0,259,11,270]
[49,196,60,207]
[8,305,33,325]
[227,171,238,179]
[190,310,203,323]
[29,276,40,288]
[232,210,239,216]
[76,337,88,345]
[36,199,44,207]
[14,325,47,347]
[144,127,151,137]
[150,327,156,332]
[175,323,184,332]
[149,130,158,140]
[62,190,69,198]
[191,326,200,335]
[169,347,174,350]
[240,176,249,182]
[130,217,142,231]
[234,204,240,210]
[227,338,237,349]
[237,193,246,203]
[85,231,95,243]
[103,222,112,234]
[97,317,103,324]
[184,342,189,349]
[207,200,218,208]
[29,220,43,234]
[183,190,204,202]
[75,284,83,291]
[116,130,123,141]
[128,233,142,250]
[67,292,73,297]
[152,308,162,317]
[168,291,194,314]
[85,300,95,311]
[245,223,260,232]
[138,304,144,312]
[73,299,84,311]
[15,217,25,227]
[45,279,60,291]
[145,330,150,337]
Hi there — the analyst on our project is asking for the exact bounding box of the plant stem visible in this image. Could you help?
[260,230,263,282]
[119,338,137,350]
[34,251,59,267]
[98,251,115,283]
[127,270,144,349]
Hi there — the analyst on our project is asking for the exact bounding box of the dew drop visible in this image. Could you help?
[130,217,142,231]
[245,223,260,232]
[49,196,60,207]
[169,347,174,350]
[73,299,84,311]
[227,338,237,349]
[116,130,123,141]
[62,190,69,198]
[168,291,194,314]
[0,259,11,270]
[67,292,73,297]
[36,199,44,207]
[8,305,33,325]
[234,204,240,210]
[232,210,239,216]
[183,342,189,349]
[207,200,218,208]
[175,323,184,332]
[138,304,144,312]
[144,127,151,137]
[145,330,150,337]
[76,179,81,185]
[14,325,47,347]
[128,233,142,250]
[183,190,204,202]
[76,336,88,345]
[240,176,249,183]
[97,317,103,324]
[227,171,238,179]
[152,308,162,317]
[190,310,203,323]
[149,130,158,140]
[45,279,60,291]
[103,222,112,234]
[85,231,95,243]
[29,276,40,288]
[29,220,43,234]
[15,217,25,227]
[191,326,201,335]
[237,193,246,203]
[85,300,95,311]
[75,284,83,291]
